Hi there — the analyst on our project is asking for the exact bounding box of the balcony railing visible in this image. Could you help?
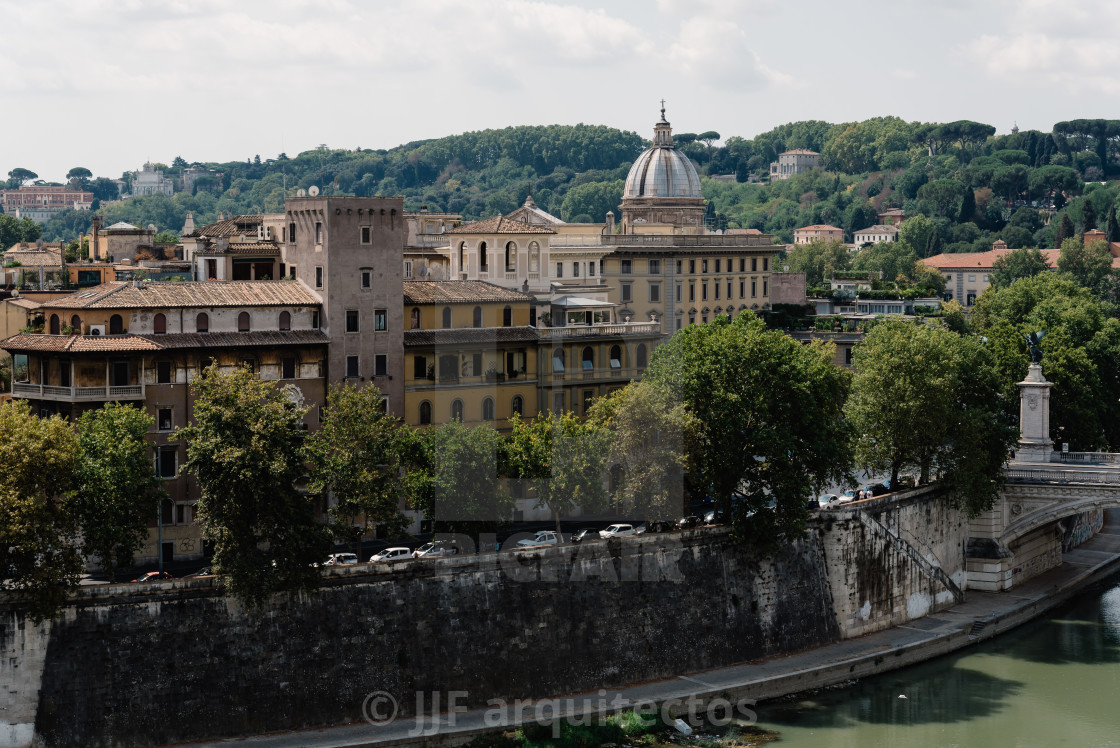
[538,322,661,339]
[548,366,646,382]
[12,382,145,401]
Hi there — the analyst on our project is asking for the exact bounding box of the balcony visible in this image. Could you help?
[538,322,661,339]
[12,382,145,402]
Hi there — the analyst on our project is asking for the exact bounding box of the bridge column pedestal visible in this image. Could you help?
[1017,363,1054,464]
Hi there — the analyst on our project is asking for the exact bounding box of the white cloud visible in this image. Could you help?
[666,17,794,90]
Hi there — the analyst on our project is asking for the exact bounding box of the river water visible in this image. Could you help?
[753,575,1120,748]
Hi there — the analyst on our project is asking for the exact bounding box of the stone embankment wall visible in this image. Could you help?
[3,486,963,748]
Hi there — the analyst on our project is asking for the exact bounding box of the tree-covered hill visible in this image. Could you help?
[18,118,1120,255]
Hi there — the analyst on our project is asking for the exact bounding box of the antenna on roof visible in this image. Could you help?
[308,185,320,197]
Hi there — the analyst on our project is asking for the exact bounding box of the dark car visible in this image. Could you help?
[131,571,173,583]
[646,520,676,534]
[677,515,702,530]
[572,528,602,544]
[806,498,821,511]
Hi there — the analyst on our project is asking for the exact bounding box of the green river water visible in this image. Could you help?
[752,577,1120,748]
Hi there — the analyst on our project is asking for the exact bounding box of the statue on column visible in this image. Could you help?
[1023,330,1045,365]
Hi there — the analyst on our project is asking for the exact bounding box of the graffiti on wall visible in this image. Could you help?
[1063,508,1104,552]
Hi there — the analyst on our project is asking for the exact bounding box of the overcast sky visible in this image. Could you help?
[3,0,1119,182]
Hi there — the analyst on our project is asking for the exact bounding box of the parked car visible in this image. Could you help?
[572,528,602,543]
[189,567,212,577]
[131,571,173,583]
[676,515,702,530]
[599,524,635,539]
[817,494,841,508]
[413,541,459,558]
[369,547,411,563]
[646,520,676,534]
[806,498,821,511]
[517,531,561,548]
[323,553,358,566]
[633,524,647,534]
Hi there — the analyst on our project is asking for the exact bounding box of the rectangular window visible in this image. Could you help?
[968,275,976,282]
[157,408,172,431]
[702,259,709,273]
[556,262,563,278]
[676,260,682,274]
[739,280,745,299]
[414,356,427,379]
[573,262,579,277]
[361,226,371,244]
[289,222,296,243]
[553,391,565,414]
[315,266,323,288]
[374,309,387,331]
[346,310,359,332]
[689,259,696,273]
[751,279,757,297]
[763,258,769,271]
[649,259,661,274]
[346,355,359,378]
[740,258,746,272]
[588,263,595,276]
[763,280,768,296]
[715,259,721,273]
[157,360,172,384]
[311,310,319,329]
[727,280,733,298]
[289,265,296,280]
[649,283,661,303]
[472,353,483,376]
[676,283,682,302]
[676,318,682,330]
[751,258,758,271]
[375,354,387,377]
[315,222,322,243]
[714,282,720,300]
[361,270,371,289]
[621,259,632,274]
[157,446,177,479]
[582,390,594,415]
[282,357,296,379]
[689,282,695,302]
[621,283,632,303]
[404,261,413,279]
[702,281,708,301]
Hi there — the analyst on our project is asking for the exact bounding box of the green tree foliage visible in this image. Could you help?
[0,214,42,247]
[506,410,612,538]
[852,241,919,283]
[6,168,37,188]
[917,179,967,218]
[898,215,937,258]
[175,365,331,605]
[74,403,163,582]
[588,382,696,521]
[991,248,1050,288]
[0,401,82,621]
[1107,203,1120,243]
[1054,212,1076,247]
[971,273,1120,449]
[559,179,624,223]
[958,185,977,223]
[784,239,851,286]
[1082,198,1098,231]
[645,313,853,546]
[425,420,513,533]
[1058,237,1114,295]
[846,320,1015,515]
[308,385,408,554]
[822,116,915,172]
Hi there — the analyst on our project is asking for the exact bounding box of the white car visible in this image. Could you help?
[516,531,561,548]
[817,494,841,508]
[369,547,411,563]
[323,553,358,566]
[413,541,458,558]
[599,524,635,539]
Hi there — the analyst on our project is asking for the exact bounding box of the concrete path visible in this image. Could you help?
[178,523,1120,748]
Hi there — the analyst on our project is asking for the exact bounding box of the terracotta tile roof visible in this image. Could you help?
[188,215,265,238]
[44,281,321,310]
[448,216,554,235]
[794,225,843,233]
[5,242,66,252]
[3,248,64,267]
[724,228,763,235]
[780,149,820,156]
[922,249,1061,270]
[227,241,280,255]
[403,280,533,304]
[404,327,538,346]
[879,209,906,216]
[1,330,329,354]
[1,333,163,353]
[854,225,899,234]
[4,296,41,310]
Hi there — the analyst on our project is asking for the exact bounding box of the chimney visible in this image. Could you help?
[605,210,615,235]
[91,215,101,261]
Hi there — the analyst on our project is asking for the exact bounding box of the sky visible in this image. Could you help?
[3,0,1120,182]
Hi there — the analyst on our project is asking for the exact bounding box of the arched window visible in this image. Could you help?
[609,345,622,369]
[529,241,540,272]
[109,314,123,334]
[442,307,452,328]
[457,242,466,273]
[505,241,517,272]
[153,313,166,335]
[482,397,495,421]
[419,401,432,425]
[582,346,594,370]
[49,314,60,335]
[636,343,648,369]
[279,311,291,331]
[511,395,524,416]
[238,312,251,332]
[552,348,565,372]
[502,305,512,327]
[196,312,209,333]
[479,241,488,271]
[70,315,80,331]
[473,306,483,328]
[451,399,464,421]
[410,308,421,330]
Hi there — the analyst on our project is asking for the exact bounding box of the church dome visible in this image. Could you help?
[623,110,702,200]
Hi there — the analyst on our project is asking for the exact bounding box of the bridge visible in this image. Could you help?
[967,363,1120,590]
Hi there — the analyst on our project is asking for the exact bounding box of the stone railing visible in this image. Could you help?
[1005,465,1120,484]
[607,234,777,247]
[538,322,660,339]
[1058,452,1120,465]
[12,383,145,401]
